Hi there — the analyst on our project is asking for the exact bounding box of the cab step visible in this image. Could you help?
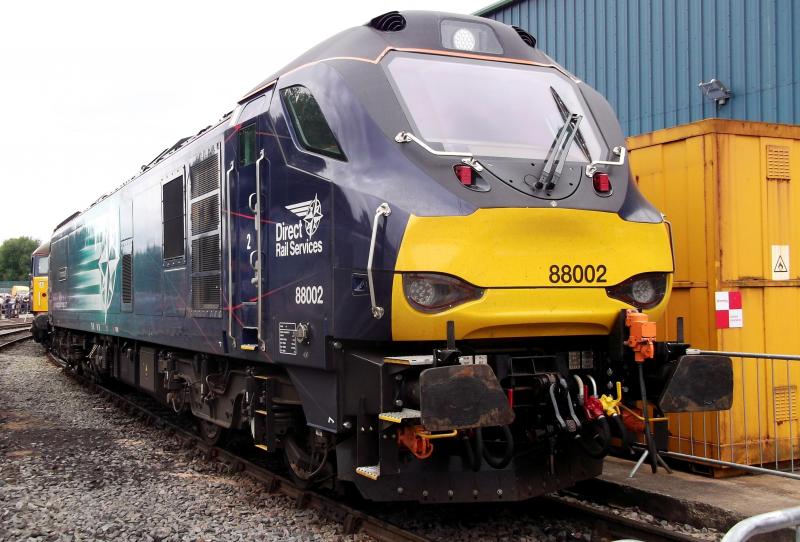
[254,444,269,452]
[384,355,434,366]
[356,465,380,480]
[378,408,421,423]
[240,344,259,351]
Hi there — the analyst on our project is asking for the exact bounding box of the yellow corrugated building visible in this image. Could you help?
[630,119,800,467]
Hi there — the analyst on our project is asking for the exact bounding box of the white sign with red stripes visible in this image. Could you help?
[715,291,743,329]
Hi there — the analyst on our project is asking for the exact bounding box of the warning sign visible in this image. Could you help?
[715,291,743,329]
[772,245,790,280]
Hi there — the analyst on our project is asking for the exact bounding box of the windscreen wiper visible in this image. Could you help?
[529,112,583,191]
[395,131,484,171]
[550,87,592,162]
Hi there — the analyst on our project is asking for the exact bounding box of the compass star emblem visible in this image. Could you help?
[303,196,323,237]
[285,194,324,238]
[96,218,119,312]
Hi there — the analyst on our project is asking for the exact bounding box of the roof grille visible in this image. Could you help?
[369,11,406,32]
[512,25,536,48]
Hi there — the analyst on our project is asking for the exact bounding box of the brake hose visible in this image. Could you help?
[475,425,515,469]
[576,417,611,459]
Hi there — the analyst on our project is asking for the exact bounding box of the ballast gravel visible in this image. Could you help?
[0,341,724,542]
[0,342,366,542]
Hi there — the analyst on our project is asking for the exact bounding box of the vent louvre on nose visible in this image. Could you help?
[369,11,406,32]
[512,25,536,48]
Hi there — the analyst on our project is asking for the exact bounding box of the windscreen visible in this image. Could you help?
[385,53,605,161]
[34,255,49,276]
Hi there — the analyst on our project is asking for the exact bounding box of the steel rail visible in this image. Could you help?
[45,351,429,542]
[544,495,705,542]
[0,331,32,349]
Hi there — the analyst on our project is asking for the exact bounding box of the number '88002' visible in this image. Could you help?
[295,286,324,304]
[548,264,607,284]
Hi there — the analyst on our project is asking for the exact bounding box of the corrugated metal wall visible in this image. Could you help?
[479,0,800,136]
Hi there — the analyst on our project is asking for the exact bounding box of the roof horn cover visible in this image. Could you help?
[369,11,407,32]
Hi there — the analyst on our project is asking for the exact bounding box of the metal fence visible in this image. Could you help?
[661,349,800,480]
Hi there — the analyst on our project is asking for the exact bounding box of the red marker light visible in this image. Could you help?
[593,172,611,193]
[454,164,474,186]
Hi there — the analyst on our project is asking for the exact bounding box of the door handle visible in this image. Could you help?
[248,192,258,213]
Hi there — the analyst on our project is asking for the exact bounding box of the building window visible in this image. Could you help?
[281,85,346,161]
[238,124,257,167]
[162,175,185,260]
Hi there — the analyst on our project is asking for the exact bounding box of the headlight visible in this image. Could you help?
[440,20,503,54]
[451,28,477,51]
[606,273,668,310]
[402,273,484,313]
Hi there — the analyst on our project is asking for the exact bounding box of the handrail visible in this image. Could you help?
[254,149,265,350]
[225,159,235,347]
[394,131,484,171]
[367,203,391,319]
[686,349,800,361]
[721,506,800,541]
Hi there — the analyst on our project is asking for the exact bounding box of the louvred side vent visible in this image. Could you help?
[512,25,536,48]
[369,11,407,32]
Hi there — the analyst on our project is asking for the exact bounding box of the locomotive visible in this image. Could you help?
[36,11,732,502]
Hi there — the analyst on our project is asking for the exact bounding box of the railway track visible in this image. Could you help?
[0,326,32,349]
[22,345,704,542]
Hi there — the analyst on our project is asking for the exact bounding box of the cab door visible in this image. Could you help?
[224,94,271,351]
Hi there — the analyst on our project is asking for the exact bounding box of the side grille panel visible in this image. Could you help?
[189,147,222,316]
[121,254,133,304]
[191,194,220,235]
[192,275,221,310]
[190,154,220,198]
[191,235,221,273]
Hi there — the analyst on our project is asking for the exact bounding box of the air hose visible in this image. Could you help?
[474,425,515,469]
[576,416,611,459]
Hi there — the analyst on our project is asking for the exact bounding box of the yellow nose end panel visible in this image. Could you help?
[33,277,48,313]
[392,208,673,341]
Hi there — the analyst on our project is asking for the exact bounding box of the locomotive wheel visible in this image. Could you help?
[198,420,226,446]
[283,431,331,488]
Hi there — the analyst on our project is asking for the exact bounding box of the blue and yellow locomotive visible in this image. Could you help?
[39,11,730,502]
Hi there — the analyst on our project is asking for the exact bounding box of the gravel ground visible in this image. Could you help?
[0,340,723,542]
[0,341,366,542]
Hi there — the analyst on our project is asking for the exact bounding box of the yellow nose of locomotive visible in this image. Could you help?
[391,208,673,341]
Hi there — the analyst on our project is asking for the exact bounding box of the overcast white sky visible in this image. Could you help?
[0,0,488,245]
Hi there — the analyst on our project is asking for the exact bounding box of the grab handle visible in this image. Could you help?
[585,146,626,177]
[367,203,391,319]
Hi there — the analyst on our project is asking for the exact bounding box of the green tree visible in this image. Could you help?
[0,237,40,281]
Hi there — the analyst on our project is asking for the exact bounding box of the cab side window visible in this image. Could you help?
[238,123,257,166]
[280,85,346,161]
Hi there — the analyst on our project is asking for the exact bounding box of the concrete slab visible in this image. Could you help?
[576,456,800,535]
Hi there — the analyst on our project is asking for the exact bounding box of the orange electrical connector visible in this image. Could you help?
[625,309,656,363]
[397,426,434,459]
